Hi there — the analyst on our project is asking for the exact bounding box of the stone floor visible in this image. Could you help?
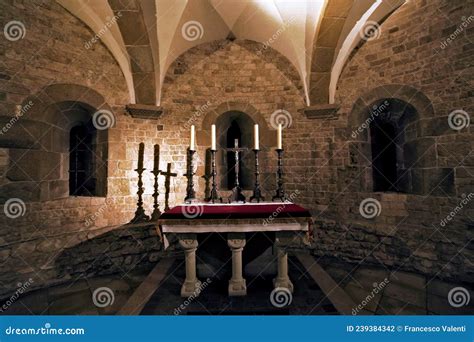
[0,255,472,315]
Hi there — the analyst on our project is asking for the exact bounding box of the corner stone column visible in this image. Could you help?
[273,232,294,293]
[227,232,247,296]
[178,234,202,297]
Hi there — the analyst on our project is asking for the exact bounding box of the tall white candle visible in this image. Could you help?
[277,123,282,149]
[190,125,195,151]
[254,124,259,150]
[211,124,216,150]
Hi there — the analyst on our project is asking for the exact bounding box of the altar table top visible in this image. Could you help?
[157,202,312,234]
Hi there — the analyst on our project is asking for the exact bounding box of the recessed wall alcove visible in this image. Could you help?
[196,101,277,194]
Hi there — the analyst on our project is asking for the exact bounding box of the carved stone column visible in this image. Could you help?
[227,232,247,296]
[273,232,294,292]
[178,234,202,297]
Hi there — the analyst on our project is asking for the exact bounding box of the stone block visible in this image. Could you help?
[7,149,61,182]
[411,168,455,196]
[404,138,437,168]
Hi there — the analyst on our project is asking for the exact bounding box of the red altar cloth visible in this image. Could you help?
[159,202,312,220]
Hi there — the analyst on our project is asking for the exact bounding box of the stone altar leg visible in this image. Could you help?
[227,233,247,296]
[178,234,202,297]
[273,232,294,292]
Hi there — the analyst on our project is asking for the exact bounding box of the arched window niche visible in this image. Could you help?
[368,98,417,193]
[215,111,255,190]
[347,84,456,196]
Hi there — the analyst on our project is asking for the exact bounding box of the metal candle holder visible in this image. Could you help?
[131,143,150,223]
[150,168,161,220]
[184,149,197,203]
[206,149,222,203]
[272,148,286,202]
[250,149,265,202]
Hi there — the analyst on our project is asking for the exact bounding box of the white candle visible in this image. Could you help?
[277,123,282,149]
[211,124,216,150]
[190,125,195,151]
[254,124,259,150]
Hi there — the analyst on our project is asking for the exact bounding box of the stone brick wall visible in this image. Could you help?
[0,0,472,297]
[302,0,473,282]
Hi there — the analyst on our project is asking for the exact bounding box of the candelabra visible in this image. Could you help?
[131,143,150,223]
[250,149,265,202]
[150,168,161,220]
[184,149,197,203]
[206,149,222,203]
[272,148,286,202]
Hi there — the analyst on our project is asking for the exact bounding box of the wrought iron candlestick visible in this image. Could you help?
[184,149,197,203]
[162,162,177,211]
[226,139,247,203]
[150,144,162,221]
[272,148,286,202]
[206,149,222,203]
[250,149,265,202]
[131,143,150,223]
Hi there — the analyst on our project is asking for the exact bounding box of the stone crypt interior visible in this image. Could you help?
[0,0,473,316]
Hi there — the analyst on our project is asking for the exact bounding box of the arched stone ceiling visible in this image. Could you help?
[57,0,406,107]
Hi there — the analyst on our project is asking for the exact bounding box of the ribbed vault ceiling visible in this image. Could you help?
[57,0,405,106]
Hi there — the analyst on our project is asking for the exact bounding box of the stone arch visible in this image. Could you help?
[21,83,113,125]
[349,84,434,133]
[198,101,275,148]
[196,100,276,193]
[347,85,449,195]
[162,39,304,100]
[1,84,112,201]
